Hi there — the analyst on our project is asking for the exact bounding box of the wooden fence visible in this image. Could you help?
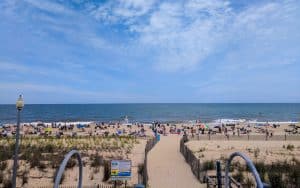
[35,184,114,188]
[142,137,157,187]
[188,134,300,141]
[206,175,241,188]
[180,135,241,187]
[180,135,206,182]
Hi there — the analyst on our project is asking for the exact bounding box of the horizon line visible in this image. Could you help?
[0,102,300,105]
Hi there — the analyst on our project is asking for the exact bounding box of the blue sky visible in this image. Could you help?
[0,0,300,103]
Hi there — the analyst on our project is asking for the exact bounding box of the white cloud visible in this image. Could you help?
[91,0,300,72]
[2,0,299,74]
[24,0,73,15]
[135,1,232,71]
[225,0,300,70]
[90,0,233,71]
[0,0,127,69]
[91,0,157,23]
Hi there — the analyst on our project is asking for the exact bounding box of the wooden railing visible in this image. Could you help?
[142,137,157,187]
[35,184,114,188]
[206,175,241,188]
[188,134,300,141]
[180,136,242,187]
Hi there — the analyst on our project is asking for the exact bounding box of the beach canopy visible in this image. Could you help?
[77,124,86,129]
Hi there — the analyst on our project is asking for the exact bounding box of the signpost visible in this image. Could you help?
[111,160,131,187]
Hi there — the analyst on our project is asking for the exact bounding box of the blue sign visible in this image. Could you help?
[111,160,131,180]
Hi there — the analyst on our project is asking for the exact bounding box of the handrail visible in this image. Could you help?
[225,152,264,188]
[54,150,83,188]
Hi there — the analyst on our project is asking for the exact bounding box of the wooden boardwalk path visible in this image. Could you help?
[147,135,206,188]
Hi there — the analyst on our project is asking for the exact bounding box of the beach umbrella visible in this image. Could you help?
[199,124,209,129]
[45,127,52,132]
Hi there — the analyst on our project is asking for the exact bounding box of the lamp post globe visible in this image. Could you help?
[12,95,24,188]
[16,95,24,110]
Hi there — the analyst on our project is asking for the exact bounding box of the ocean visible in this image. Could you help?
[0,103,299,124]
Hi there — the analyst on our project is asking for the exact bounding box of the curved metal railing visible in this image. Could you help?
[54,150,83,188]
[225,152,264,188]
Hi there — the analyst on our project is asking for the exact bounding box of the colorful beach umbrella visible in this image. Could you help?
[45,127,52,132]
[199,124,209,129]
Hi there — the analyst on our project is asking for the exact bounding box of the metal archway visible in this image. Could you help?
[225,152,264,188]
[54,150,83,188]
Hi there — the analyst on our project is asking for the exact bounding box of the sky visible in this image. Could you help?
[0,0,300,104]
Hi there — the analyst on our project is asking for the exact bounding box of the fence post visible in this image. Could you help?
[285,134,287,141]
[197,159,200,180]
[216,160,222,188]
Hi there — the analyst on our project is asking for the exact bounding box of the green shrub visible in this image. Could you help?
[254,148,260,159]
[0,161,8,171]
[202,160,215,171]
[91,154,103,167]
[138,163,144,175]
[38,162,47,170]
[103,160,111,181]
[22,171,29,185]
[66,157,77,169]
[30,153,42,168]
[268,171,284,188]
[51,155,63,169]
[0,171,3,184]
[254,161,267,182]
[44,144,54,153]
[3,178,12,188]
[0,148,12,162]
[286,144,294,151]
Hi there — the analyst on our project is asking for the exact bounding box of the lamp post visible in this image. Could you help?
[12,95,24,188]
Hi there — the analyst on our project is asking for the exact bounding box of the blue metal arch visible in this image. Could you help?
[54,150,83,188]
[225,152,264,188]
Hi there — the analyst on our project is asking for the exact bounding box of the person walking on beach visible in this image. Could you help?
[266,128,269,139]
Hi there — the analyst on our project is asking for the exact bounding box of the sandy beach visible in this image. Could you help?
[0,121,299,187]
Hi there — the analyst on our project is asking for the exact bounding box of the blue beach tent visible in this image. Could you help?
[77,124,86,129]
